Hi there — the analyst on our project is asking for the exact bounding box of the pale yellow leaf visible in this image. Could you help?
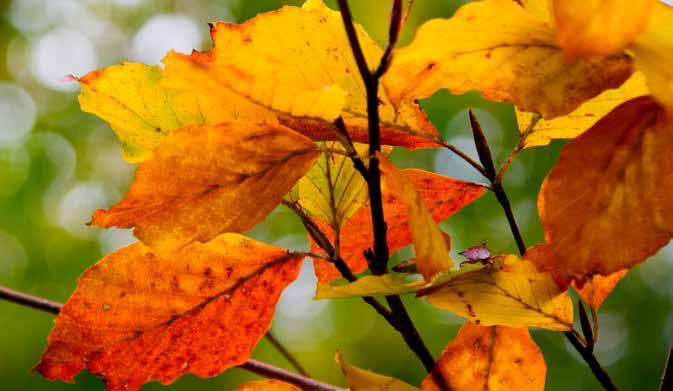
[336,350,419,391]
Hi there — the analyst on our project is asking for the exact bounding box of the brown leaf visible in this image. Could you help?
[91,121,319,253]
[36,234,302,391]
[311,169,484,283]
[538,96,673,285]
[421,323,546,391]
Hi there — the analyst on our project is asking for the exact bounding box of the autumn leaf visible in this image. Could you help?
[314,264,485,300]
[384,0,634,119]
[421,255,573,331]
[161,0,441,150]
[538,96,673,285]
[311,169,485,283]
[631,2,673,113]
[421,323,546,391]
[335,350,418,391]
[574,270,628,310]
[36,234,303,391]
[515,72,649,147]
[90,121,319,253]
[553,0,656,58]
[236,380,300,391]
[288,142,371,231]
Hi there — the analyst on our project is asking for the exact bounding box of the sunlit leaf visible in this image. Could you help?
[574,270,628,310]
[311,169,485,283]
[335,350,418,391]
[91,121,319,253]
[516,72,649,147]
[538,96,673,285]
[631,2,673,113]
[421,323,546,391]
[422,255,573,331]
[553,0,656,57]
[384,0,633,119]
[36,234,303,390]
[314,264,485,300]
[161,0,442,149]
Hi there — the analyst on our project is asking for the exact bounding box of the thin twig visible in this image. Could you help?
[494,113,541,184]
[401,0,415,30]
[565,331,618,391]
[374,0,403,78]
[265,331,311,377]
[661,343,673,391]
[0,285,343,390]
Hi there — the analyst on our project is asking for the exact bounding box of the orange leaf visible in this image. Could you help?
[538,96,673,285]
[573,270,628,310]
[553,0,656,57]
[421,323,546,391]
[312,169,484,283]
[36,234,302,390]
[91,121,319,253]
[161,0,441,150]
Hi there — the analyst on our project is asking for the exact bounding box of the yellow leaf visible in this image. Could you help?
[384,0,633,119]
[289,142,371,230]
[314,264,485,300]
[422,256,573,331]
[538,96,673,284]
[553,0,656,57]
[520,0,553,21]
[631,2,673,113]
[161,1,441,149]
[379,156,453,280]
[237,380,301,391]
[421,323,546,391]
[516,72,649,147]
[336,350,419,391]
[91,121,319,253]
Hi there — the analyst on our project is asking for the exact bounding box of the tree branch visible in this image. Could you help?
[468,111,619,391]
[336,2,448,390]
[265,331,311,377]
[0,285,345,391]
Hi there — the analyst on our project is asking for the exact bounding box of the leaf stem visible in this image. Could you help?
[0,285,345,391]
[336,2,448,389]
[660,342,673,391]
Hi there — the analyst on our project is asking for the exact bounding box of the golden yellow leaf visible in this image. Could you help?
[553,0,656,57]
[421,323,546,391]
[384,0,634,119]
[36,234,303,390]
[288,142,371,230]
[91,121,319,253]
[335,350,419,391]
[538,96,673,284]
[520,0,553,21]
[161,0,441,149]
[237,380,301,391]
[422,255,573,331]
[314,264,485,300]
[379,155,453,280]
[516,72,649,147]
[632,2,673,113]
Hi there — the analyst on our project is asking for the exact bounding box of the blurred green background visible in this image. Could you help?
[0,0,671,390]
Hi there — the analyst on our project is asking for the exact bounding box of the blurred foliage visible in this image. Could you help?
[0,0,671,390]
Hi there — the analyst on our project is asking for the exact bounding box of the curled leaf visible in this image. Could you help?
[336,350,418,391]
[237,380,301,391]
[36,234,303,390]
[91,121,319,253]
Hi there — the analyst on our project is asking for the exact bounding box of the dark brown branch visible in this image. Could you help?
[337,2,446,389]
[467,112,618,390]
[661,343,673,391]
[0,285,344,391]
[265,331,310,377]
